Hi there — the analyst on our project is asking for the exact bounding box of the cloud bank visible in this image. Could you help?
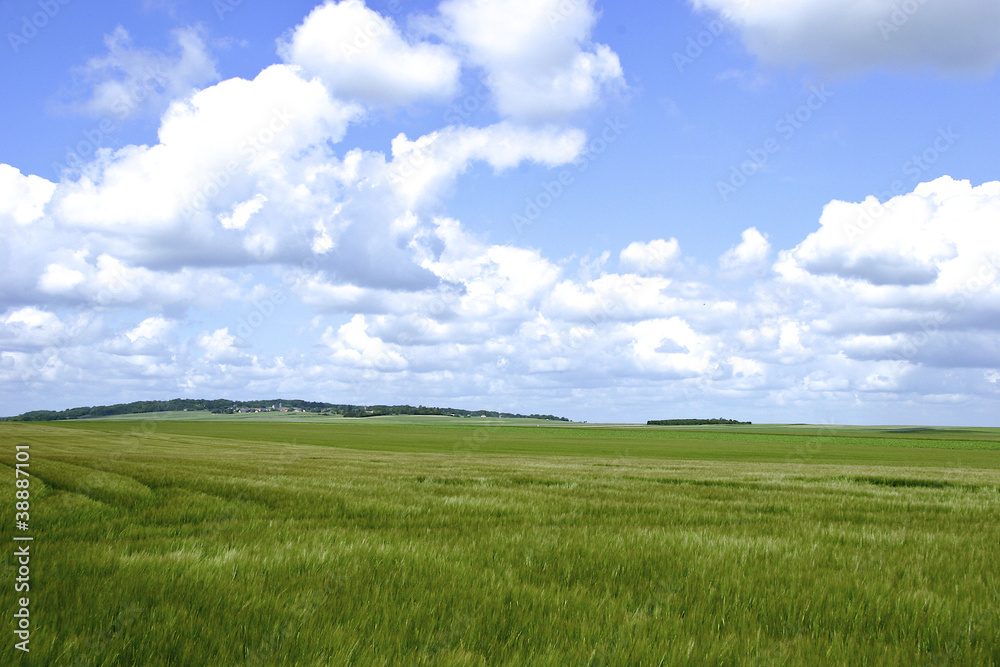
[692,0,1000,75]
[1,0,998,425]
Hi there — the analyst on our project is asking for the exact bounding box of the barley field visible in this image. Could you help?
[2,419,998,665]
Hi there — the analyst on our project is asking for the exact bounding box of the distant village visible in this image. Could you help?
[231,403,305,414]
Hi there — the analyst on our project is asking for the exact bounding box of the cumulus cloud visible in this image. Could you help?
[0,307,99,355]
[126,316,175,343]
[720,227,771,279]
[52,64,359,237]
[0,165,55,226]
[322,314,409,371]
[33,253,242,308]
[279,0,461,106]
[38,262,86,294]
[779,177,999,288]
[438,0,625,120]
[619,238,682,275]
[767,177,1000,383]
[19,176,991,422]
[197,328,246,364]
[6,167,1000,422]
[3,2,604,323]
[388,122,586,207]
[22,47,588,304]
[692,0,1000,75]
[1,307,70,349]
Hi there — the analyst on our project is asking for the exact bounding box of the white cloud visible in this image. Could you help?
[28,251,242,309]
[779,176,1000,288]
[127,316,174,343]
[38,263,86,294]
[198,327,244,363]
[389,122,586,207]
[619,238,682,275]
[71,25,219,119]
[9,4,600,322]
[219,195,267,231]
[760,177,1000,388]
[628,317,714,377]
[52,64,361,237]
[720,227,771,278]
[0,165,55,226]
[439,0,625,120]
[279,0,461,106]
[0,307,97,351]
[37,58,585,302]
[322,314,408,370]
[692,0,1000,75]
[4,307,62,333]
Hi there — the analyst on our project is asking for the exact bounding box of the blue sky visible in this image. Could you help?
[1,0,998,424]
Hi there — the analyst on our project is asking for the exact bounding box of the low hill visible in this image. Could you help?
[2,398,569,423]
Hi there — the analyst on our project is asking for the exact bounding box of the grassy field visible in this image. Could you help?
[2,419,998,665]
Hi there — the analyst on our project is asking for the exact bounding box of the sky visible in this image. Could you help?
[1,0,998,425]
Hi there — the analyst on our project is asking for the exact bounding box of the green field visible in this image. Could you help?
[2,419,999,665]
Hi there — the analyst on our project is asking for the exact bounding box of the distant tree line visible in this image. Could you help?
[3,398,569,422]
[647,418,752,426]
